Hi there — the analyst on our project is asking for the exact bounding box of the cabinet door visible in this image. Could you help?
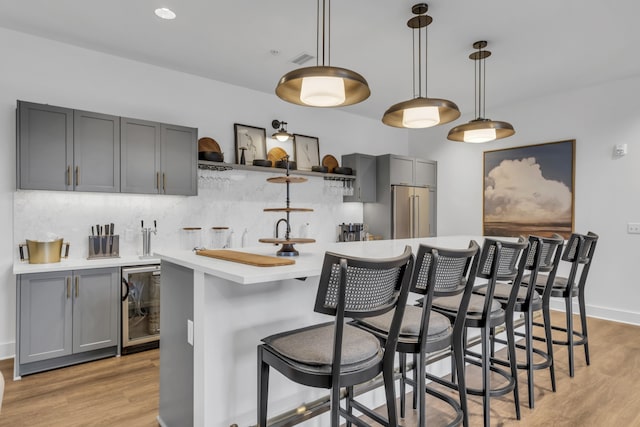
[342,153,376,202]
[415,159,437,187]
[19,271,73,363]
[160,124,198,196]
[121,117,161,194]
[17,101,73,191]
[389,155,414,186]
[72,268,119,353]
[429,188,437,237]
[73,110,120,192]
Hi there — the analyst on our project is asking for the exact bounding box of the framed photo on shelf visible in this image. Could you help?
[266,137,295,165]
[293,134,320,171]
[483,139,575,239]
[234,123,266,164]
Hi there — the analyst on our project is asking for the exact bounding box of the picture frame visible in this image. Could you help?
[483,139,575,239]
[293,134,320,171]
[234,123,266,165]
[266,137,295,166]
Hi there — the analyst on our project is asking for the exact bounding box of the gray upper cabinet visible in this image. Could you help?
[385,154,437,187]
[17,101,73,191]
[17,267,119,375]
[160,124,198,196]
[121,118,161,194]
[121,119,197,195]
[342,153,376,202]
[73,110,120,192]
[17,101,120,192]
[388,155,415,186]
[415,158,437,187]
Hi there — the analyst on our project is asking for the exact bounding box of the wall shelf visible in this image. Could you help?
[198,161,355,181]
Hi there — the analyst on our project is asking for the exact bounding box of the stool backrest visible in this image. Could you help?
[524,234,565,302]
[561,231,599,293]
[314,246,414,383]
[314,246,414,318]
[477,237,530,315]
[412,240,481,349]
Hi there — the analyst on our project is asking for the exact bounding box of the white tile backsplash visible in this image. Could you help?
[13,169,363,261]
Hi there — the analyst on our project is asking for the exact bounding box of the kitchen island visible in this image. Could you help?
[156,236,481,427]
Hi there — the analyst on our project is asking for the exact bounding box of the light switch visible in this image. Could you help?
[627,223,640,234]
[187,319,194,346]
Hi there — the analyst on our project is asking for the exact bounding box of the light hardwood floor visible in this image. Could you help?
[0,313,638,426]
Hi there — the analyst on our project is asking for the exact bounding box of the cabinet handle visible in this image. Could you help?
[75,276,79,298]
[75,166,79,186]
[66,277,71,299]
[66,166,71,186]
[163,173,166,192]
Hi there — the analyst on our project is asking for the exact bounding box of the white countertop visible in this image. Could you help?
[13,255,161,275]
[156,235,484,285]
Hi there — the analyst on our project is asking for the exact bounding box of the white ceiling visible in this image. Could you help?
[1,0,638,121]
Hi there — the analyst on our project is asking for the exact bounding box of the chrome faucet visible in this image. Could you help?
[275,218,290,239]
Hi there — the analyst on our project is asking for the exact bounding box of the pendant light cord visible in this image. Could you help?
[412,25,416,98]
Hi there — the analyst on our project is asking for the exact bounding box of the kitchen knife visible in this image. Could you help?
[101,224,108,253]
[108,223,115,255]
[93,227,101,255]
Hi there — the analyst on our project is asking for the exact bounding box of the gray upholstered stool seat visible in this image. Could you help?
[433,292,502,314]
[262,322,382,374]
[474,282,542,304]
[358,305,452,342]
[525,273,576,294]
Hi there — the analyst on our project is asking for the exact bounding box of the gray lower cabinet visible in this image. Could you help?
[17,267,120,376]
[121,119,197,196]
[17,101,120,192]
[342,153,377,202]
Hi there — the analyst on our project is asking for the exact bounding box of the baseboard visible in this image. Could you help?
[549,301,640,326]
[0,341,15,360]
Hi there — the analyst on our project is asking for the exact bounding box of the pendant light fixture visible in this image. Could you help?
[447,41,515,143]
[382,3,460,128]
[275,0,370,107]
[271,120,293,141]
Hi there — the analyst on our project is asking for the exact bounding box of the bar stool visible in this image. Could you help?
[354,241,481,427]
[431,237,529,427]
[257,246,414,427]
[475,234,564,409]
[526,231,599,377]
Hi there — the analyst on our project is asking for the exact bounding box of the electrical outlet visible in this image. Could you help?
[628,223,640,234]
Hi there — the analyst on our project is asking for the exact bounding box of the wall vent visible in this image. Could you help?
[291,53,315,65]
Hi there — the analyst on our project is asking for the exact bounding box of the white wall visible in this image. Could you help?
[0,27,409,358]
[409,74,640,325]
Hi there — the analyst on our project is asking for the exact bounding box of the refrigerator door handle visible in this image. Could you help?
[409,194,415,238]
[414,194,420,237]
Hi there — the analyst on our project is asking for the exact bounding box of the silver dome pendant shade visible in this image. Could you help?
[382,3,460,128]
[447,41,515,143]
[275,0,370,107]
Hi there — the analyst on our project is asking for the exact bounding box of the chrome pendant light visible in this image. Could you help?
[447,41,515,143]
[275,0,370,107]
[382,3,460,128]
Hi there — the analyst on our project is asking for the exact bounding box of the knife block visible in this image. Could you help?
[87,235,120,259]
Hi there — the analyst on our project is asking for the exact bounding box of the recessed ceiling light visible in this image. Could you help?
[155,7,176,20]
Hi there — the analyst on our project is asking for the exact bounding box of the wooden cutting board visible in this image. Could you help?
[195,249,295,266]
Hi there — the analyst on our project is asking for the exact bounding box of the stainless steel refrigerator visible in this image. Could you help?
[364,184,433,240]
[391,185,430,238]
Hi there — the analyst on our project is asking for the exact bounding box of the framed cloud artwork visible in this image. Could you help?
[483,139,575,239]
